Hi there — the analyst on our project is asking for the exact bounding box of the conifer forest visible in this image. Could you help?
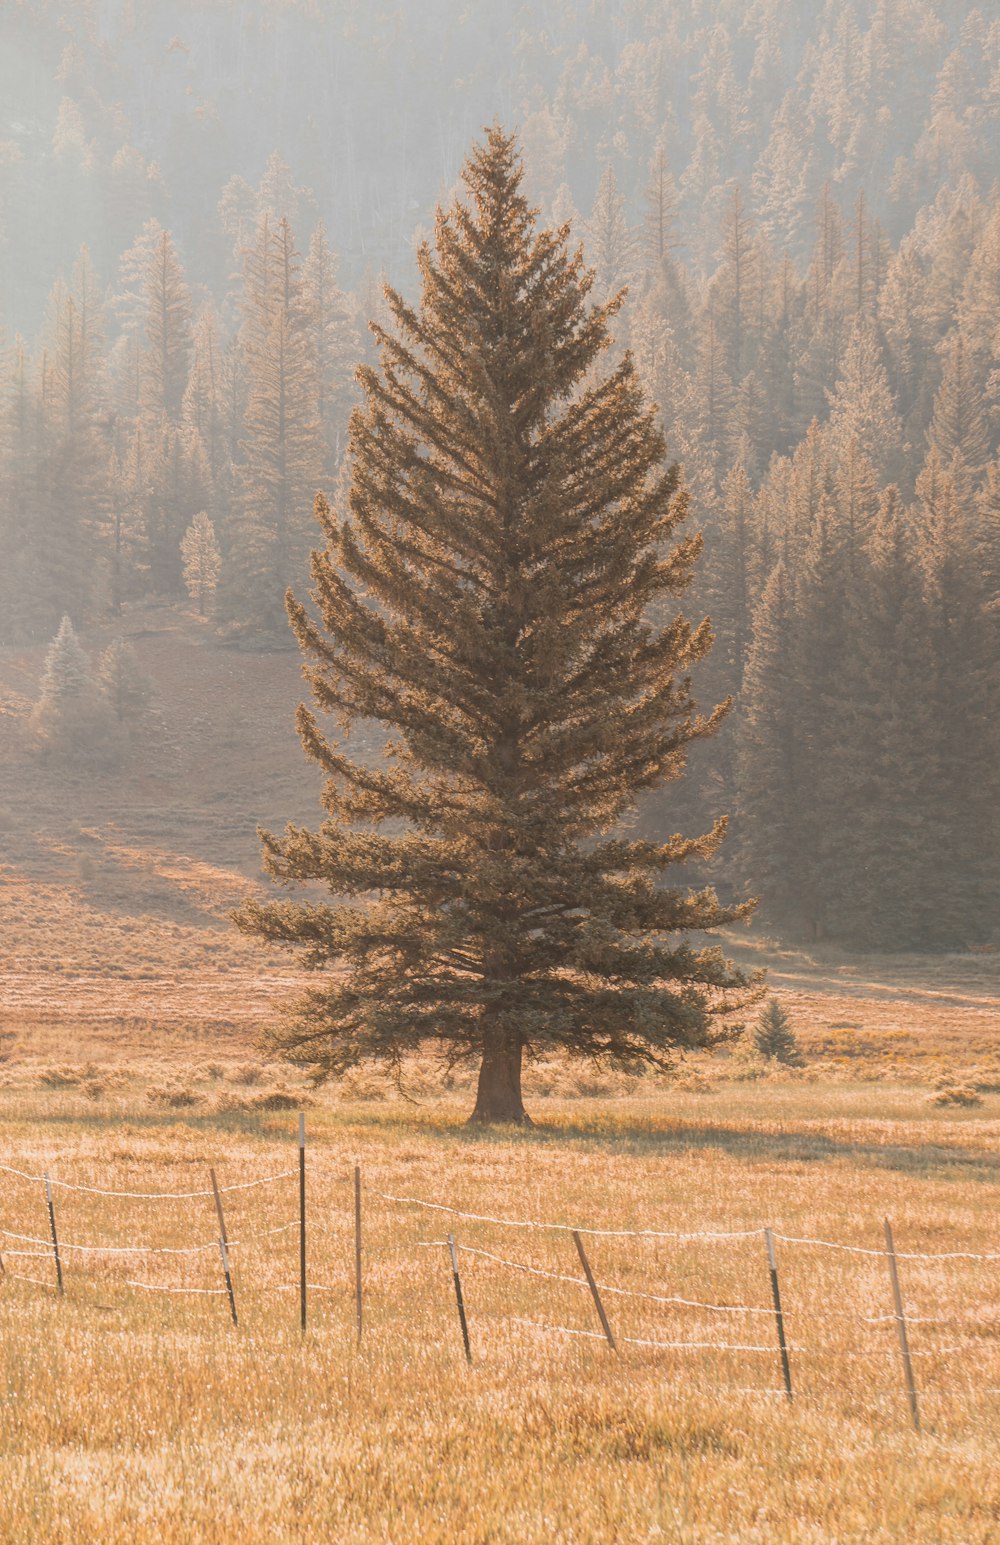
[3,0,998,957]
[3,7,1000,1542]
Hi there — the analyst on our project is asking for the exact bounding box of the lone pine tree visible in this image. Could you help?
[753,998,801,1064]
[235,128,756,1124]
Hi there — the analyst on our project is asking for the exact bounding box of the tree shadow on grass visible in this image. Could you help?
[421,1115,1000,1185]
[14,1106,1000,1186]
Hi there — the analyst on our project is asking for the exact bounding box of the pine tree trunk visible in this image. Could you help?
[468,1029,531,1125]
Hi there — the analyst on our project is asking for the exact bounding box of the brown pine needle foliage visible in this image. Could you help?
[235,127,759,1124]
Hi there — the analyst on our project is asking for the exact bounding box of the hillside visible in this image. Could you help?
[0,605,338,1051]
[1,604,997,1087]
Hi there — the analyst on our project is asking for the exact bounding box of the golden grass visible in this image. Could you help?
[3,624,1000,1537]
[2,1073,1000,1543]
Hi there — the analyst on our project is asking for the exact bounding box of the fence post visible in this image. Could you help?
[44,1174,64,1296]
[572,1231,617,1350]
[210,1166,238,1327]
[354,1163,363,1343]
[298,1113,307,1334]
[884,1218,919,1431]
[447,1233,472,1363]
[764,1228,792,1401]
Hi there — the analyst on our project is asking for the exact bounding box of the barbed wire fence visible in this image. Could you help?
[3,1133,1000,1427]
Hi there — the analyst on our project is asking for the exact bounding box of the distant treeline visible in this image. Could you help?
[0,0,997,949]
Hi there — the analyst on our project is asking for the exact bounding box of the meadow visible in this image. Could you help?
[2,622,1000,1541]
[2,1047,999,1544]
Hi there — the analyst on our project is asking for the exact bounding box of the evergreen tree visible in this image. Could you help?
[789,502,854,940]
[682,315,736,489]
[702,460,760,693]
[826,316,904,484]
[0,338,43,643]
[736,560,805,932]
[795,186,850,434]
[585,163,636,306]
[915,452,999,941]
[181,512,223,615]
[235,129,756,1125]
[927,332,991,478]
[639,142,693,358]
[878,234,936,456]
[301,223,358,478]
[710,186,758,382]
[756,420,835,569]
[38,614,92,700]
[958,203,1000,359]
[182,307,231,528]
[753,998,801,1064]
[97,635,153,727]
[105,439,145,617]
[975,460,1000,623]
[642,142,678,270]
[31,615,112,754]
[141,227,193,425]
[35,250,109,629]
[222,214,324,637]
[135,419,211,597]
[847,492,937,947]
[751,88,814,255]
[832,438,883,574]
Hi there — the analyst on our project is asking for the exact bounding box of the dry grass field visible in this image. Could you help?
[2,1070,1000,1543]
[2,613,1000,1541]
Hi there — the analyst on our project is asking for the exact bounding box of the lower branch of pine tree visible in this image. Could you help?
[467,1029,532,1126]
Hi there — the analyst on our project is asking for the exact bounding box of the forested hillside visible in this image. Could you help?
[1,0,998,949]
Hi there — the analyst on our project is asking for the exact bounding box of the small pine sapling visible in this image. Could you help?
[753,998,802,1064]
[31,616,114,756]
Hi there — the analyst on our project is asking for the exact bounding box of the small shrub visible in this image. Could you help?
[730,1048,769,1081]
[145,1084,203,1109]
[252,1088,306,1112]
[232,1062,265,1086]
[673,1069,716,1094]
[753,998,803,1065]
[215,1088,311,1114]
[928,1085,983,1108]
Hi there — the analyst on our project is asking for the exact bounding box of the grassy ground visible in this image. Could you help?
[2,1068,1000,1543]
[3,610,1000,1539]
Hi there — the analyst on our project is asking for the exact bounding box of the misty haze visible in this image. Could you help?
[0,4,998,1541]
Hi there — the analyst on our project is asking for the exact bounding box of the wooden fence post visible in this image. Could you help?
[764,1228,792,1401]
[210,1167,238,1327]
[884,1218,919,1431]
[298,1113,307,1333]
[354,1164,363,1343]
[44,1174,64,1296]
[448,1233,472,1363]
[572,1231,617,1350]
